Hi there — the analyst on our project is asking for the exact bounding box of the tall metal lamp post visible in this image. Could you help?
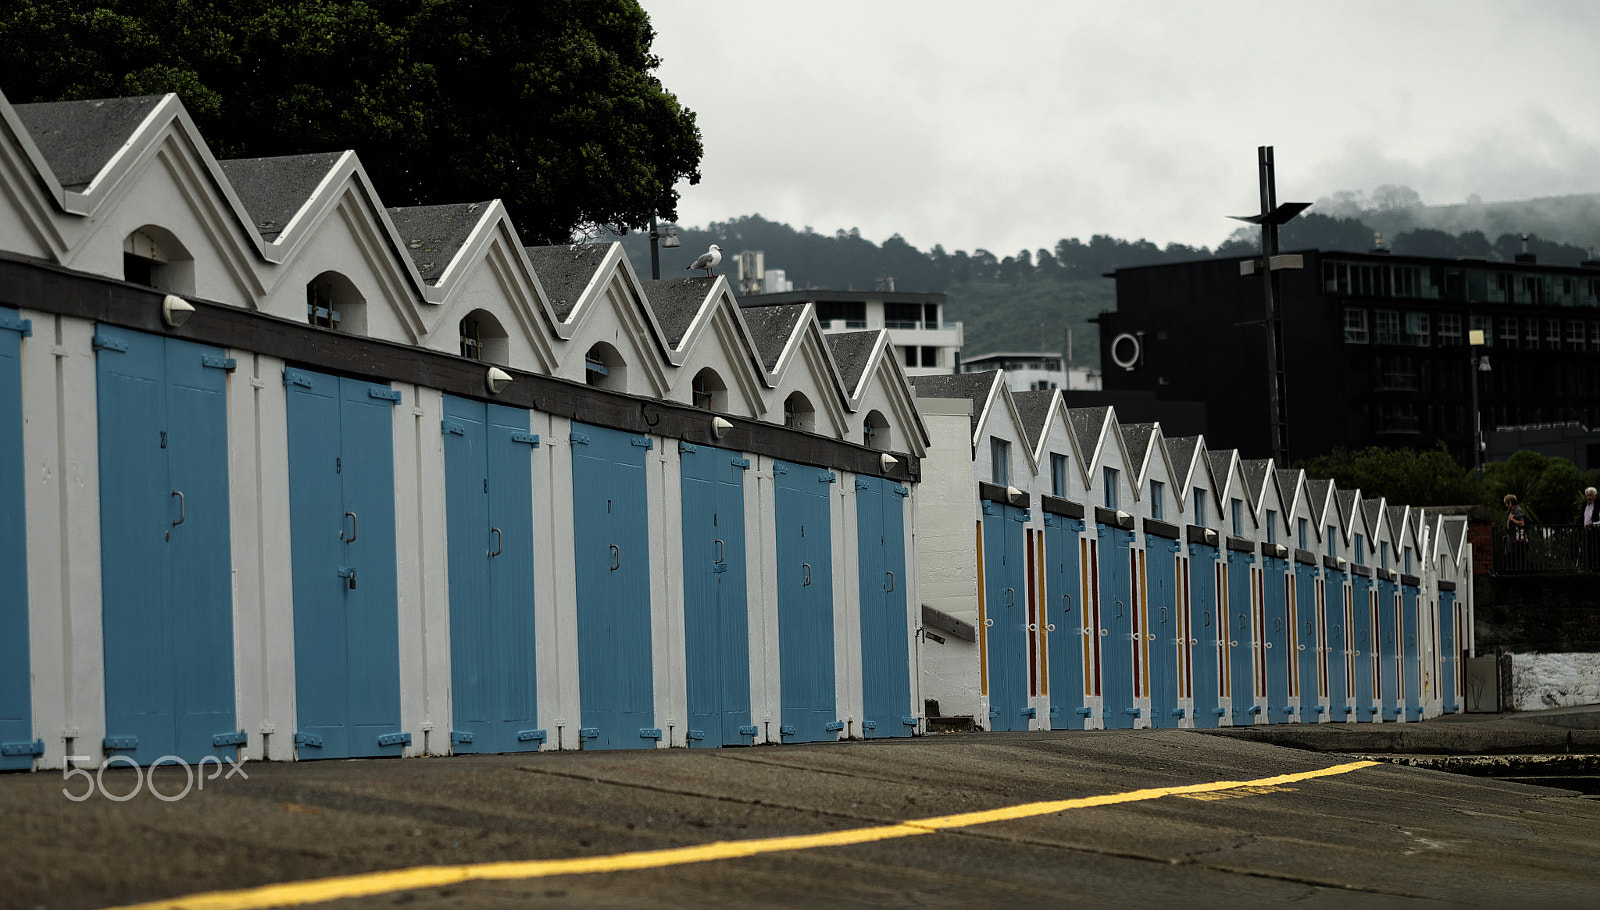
[648,215,680,280]
[1469,328,1490,481]
[1231,146,1311,465]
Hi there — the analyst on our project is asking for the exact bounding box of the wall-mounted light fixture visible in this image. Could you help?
[712,416,732,439]
[1005,485,1024,505]
[162,294,194,328]
[485,366,513,395]
[879,453,898,473]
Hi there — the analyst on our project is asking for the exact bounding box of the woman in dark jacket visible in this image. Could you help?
[1504,493,1529,570]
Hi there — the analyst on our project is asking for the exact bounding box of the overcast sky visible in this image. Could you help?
[642,0,1600,257]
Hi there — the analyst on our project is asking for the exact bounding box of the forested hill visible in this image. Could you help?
[612,207,1600,360]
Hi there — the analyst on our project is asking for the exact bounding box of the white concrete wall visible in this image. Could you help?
[911,399,981,722]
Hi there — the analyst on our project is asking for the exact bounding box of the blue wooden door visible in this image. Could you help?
[856,475,912,739]
[286,368,404,760]
[0,309,38,768]
[1402,582,1421,721]
[1145,537,1181,727]
[1226,550,1257,722]
[982,502,1029,731]
[681,443,752,747]
[1377,578,1399,720]
[1440,590,1458,714]
[96,327,237,766]
[1325,571,1349,719]
[775,461,837,743]
[1098,523,1135,729]
[1350,574,1377,721]
[1295,567,1321,721]
[572,423,655,749]
[1044,514,1087,728]
[1262,556,1291,721]
[444,396,541,754]
[1188,542,1222,728]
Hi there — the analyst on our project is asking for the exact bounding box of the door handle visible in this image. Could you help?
[341,511,358,543]
[715,538,724,564]
[1204,610,1211,627]
[1161,606,1168,624]
[802,563,812,586]
[1115,598,1123,618]
[885,570,895,593]
[1006,587,1015,607]
[489,527,502,558]
[170,490,185,527]
[1062,593,1072,615]
[610,544,621,571]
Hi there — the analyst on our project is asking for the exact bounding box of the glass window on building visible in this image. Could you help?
[1354,533,1366,565]
[1051,453,1068,498]
[1499,317,1519,349]
[1195,489,1208,527]
[1567,320,1585,352]
[1405,312,1430,346]
[1490,272,1510,303]
[920,346,939,367]
[1380,546,1389,571]
[1298,517,1308,550]
[1525,318,1541,350]
[991,437,1010,487]
[1266,509,1277,544]
[1375,310,1401,344]
[1343,308,1369,344]
[1438,313,1462,346]
[1150,480,1165,521]
[1326,524,1337,557]
[1546,319,1561,347]
[903,346,917,367]
[1104,466,1119,509]
[1231,498,1243,536]
[1394,267,1422,298]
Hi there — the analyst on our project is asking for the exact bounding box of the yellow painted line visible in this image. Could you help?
[106,760,1380,910]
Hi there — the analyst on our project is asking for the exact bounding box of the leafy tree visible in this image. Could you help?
[0,0,702,244]
[1482,450,1599,526]
[1297,445,1480,508]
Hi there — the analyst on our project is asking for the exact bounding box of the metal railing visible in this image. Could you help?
[1492,524,1600,574]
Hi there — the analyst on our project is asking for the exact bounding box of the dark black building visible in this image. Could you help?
[1097,250,1600,463]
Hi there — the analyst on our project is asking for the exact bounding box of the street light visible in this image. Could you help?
[647,216,680,280]
[1469,328,1490,481]
[1230,146,1311,465]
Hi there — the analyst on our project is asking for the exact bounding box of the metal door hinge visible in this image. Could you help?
[862,720,877,730]
[639,728,663,740]
[824,721,845,732]
[202,355,237,371]
[579,727,599,739]
[211,730,248,747]
[0,313,31,337]
[631,436,653,449]
[0,739,44,756]
[570,432,590,446]
[856,479,871,491]
[731,457,750,468]
[678,441,699,454]
[738,725,759,737]
[779,725,797,736]
[686,729,706,741]
[517,729,546,743]
[1021,707,1037,718]
[451,731,474,744]
[902,716,918,726]
[369,387,402,402]
[511,432,540,446]
[295,732,324,747]
[442,420,466,435]
[92,331,127,352]
[103,735,138,751]
[377,732,411,747]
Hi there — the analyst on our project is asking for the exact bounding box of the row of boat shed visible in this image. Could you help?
[0,88,1472,771]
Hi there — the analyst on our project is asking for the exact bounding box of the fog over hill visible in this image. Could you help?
[612,188,1600,360]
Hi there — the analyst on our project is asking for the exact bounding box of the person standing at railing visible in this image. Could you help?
[1504,494,1529,571]
[1579,487,1599,572]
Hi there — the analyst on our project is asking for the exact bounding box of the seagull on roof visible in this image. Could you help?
[687,244,722,278]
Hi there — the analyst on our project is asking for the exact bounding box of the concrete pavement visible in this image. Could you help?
[3,720,1599,909]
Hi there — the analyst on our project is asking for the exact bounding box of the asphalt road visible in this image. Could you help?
[5,730,1599,909]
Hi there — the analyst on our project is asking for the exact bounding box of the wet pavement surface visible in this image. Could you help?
[4,712,1600,909]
